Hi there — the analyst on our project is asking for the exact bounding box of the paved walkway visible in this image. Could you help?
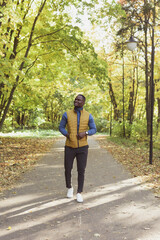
[0,136,160,240]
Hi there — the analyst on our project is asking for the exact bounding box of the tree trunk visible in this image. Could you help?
[128,55,139,127]
[108,81,120,121]
[21,111,25,127]
[16,111,21,126]
[128,59,135,125]
[0,84,17,129]
[156,98,160,133]
[133,59,139,116]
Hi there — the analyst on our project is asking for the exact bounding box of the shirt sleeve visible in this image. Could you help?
[59,112,68,136]
[88,114,97,135]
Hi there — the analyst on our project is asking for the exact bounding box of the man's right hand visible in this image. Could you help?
[66,133,70,138]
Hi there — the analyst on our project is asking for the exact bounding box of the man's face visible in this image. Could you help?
[74,95,85,108]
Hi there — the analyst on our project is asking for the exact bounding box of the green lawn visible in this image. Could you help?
[0,129,61,138]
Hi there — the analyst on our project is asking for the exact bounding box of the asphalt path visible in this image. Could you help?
[0,136,160,240]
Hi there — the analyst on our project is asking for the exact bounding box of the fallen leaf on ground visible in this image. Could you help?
[97,136,160,195]
[7,226,12,230]
[0,137,54,193]
[94,233,101,237]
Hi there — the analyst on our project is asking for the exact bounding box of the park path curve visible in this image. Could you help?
[0,135,160,240]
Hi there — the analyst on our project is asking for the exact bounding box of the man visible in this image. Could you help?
[59,94,96,203]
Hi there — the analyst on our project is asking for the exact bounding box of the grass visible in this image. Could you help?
[107,136,138,146]
[0,129,61,138]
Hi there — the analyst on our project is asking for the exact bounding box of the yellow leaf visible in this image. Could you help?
[7,226,12,230]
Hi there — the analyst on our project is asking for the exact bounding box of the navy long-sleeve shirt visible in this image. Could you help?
[59,108,96,136]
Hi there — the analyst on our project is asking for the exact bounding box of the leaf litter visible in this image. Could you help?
[0,137,54,193]
[97,136,160,196]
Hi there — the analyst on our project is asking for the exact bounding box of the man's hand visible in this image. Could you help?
[66,133,70,138]
[77,132,86,140]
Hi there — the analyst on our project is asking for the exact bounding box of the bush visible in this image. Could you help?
[94,118,109,133]
[52,122,59,131]
[38,122,53,130]
[1,118,14,133]
[111,121,124,137]
[111,118,158,142]
[111,120,147,139]
[130,119,147,140]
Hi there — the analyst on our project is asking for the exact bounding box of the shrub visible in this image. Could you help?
[111,121,124,137]
[1,118,14,133]
[130,119,147,140]
[94,118,109,133]
[38,122,53,130]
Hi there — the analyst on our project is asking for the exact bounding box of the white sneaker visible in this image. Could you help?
[67,187,73,198]
[77,193,83,203]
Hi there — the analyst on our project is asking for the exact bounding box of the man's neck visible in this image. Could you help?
[74,107,83,112]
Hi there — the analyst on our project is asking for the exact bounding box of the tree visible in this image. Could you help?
[0,0,103,130]
[0,0,47,129]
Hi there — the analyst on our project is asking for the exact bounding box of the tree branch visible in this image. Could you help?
[62,42,80,60]
[32,25,68,41]
[9,0,33,59]
[19,50,55,84]
[31,39,61,46]
[17,39,60,54]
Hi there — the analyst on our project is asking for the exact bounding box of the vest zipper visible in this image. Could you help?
[77,129,79,148]
[77,112,80,148]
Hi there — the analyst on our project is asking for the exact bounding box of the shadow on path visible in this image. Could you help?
[0,136,160,240]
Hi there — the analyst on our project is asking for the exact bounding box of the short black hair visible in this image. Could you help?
[78,94,86,102]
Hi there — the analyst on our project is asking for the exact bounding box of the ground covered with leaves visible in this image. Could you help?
[1,135,159,198]
[97,135,160,197]
[0,137,55,193]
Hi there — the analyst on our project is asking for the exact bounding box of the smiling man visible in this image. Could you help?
[59,94,96,203]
